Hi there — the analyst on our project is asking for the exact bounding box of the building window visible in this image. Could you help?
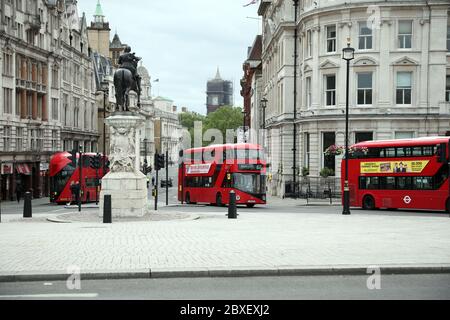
[74,108,79,128]
[325,75,336,106]
[2,126,11,152]
[73,98,80,127]
[37,129,43,151]
[398,20,412,49]
[395,132,414,140]
[396,72,412,105]
[52,98,58,120]
[84,101,88,130]
[447,25,450,52]
[3,88,13,114]
[446,75,450,102]
[326,25,336,53]
[305,77,312,108]
[323,132,336,174]
[91,105,95,131]
[306,30,312,57]
[355,132,373,144]
[63,94,68,125]
[52,67,58,88]
[51,130,58,151]
[16,127,23,151]
[37,96,42,118]
[303,132,310,171]
[27,94,32,117]
[15,91,21,116]
[2,52,13,76]
[357,73,373,105]
[358,22,372,50]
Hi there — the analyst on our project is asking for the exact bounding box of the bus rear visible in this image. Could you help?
[50,152,108,204]
[342,137,450,213]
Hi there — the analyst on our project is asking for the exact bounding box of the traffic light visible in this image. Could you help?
[154,153,165,171]
[94,154,101,169]
[89,155,101,169]
[70,149,77,168]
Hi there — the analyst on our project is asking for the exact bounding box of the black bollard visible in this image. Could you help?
[103,195,112,224]
[228,190,237,219]
[23,192,32,219]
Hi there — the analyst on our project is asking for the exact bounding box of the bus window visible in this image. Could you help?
[414,177,433,190]
[397,177,413,190]
[411,147,423,157]
[384,148,396,158]
[380,177,395,190]
[422,146,435,156]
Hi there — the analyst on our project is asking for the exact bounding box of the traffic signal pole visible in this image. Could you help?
[78,149,82,212]
[166,150,169,206]
[155,168,158,211]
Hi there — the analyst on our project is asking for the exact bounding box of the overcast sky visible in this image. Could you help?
[77,0,262,115]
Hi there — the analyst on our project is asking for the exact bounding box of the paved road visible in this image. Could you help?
[0,274,449,300]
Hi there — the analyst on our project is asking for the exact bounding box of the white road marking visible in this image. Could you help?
[0,293,99,299]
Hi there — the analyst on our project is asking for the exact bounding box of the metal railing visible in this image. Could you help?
[285,177,342,203]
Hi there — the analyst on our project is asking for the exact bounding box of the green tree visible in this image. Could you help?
[204,106,243,145]
[179,106,244,147]
[179,111,206,144]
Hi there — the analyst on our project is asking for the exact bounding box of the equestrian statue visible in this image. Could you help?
[113,46,142,112]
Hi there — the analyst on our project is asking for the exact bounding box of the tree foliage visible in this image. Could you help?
[179,106,244,147]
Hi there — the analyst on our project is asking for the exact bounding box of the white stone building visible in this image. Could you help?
[258,0,450,197]
[0,0,97,200]
[153,96,183,165]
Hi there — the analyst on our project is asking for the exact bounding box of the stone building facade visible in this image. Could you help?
[0,0,97,201]
[257,0,450,197]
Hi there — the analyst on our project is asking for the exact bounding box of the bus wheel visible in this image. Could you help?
[216,193,223,207]
[362,195,376,210]
[246,204,255,208]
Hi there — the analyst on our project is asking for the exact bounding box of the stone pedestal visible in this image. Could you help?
[99,112,147,218]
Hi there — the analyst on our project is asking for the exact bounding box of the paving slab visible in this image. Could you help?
[0,210,449,281]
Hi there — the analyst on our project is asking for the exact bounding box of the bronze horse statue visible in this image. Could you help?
[114,69,141,111]
[113,46,142,112]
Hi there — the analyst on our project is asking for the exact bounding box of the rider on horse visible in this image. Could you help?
[118,46,142,96]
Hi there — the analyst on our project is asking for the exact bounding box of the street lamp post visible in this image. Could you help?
[342,40,355,216]
[242,110,247,143]
[261,97,268,130]
[143,138,148,173]
[292,0,299,199]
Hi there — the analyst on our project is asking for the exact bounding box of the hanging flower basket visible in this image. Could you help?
[325,145,369,157]
[324,145,344,157]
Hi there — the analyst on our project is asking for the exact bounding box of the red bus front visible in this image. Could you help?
[178,144,267,207]
[342,137,450,213]
[49,152,108,204]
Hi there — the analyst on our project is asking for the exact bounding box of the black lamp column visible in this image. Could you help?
[242,110,247,143]
[292,0,299,198]
[342,40,355,216]
[261,97,268,130]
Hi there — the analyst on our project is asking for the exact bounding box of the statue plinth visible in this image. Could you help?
[99,112,147,218]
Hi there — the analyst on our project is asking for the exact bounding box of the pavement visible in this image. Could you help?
[1,197,450,282]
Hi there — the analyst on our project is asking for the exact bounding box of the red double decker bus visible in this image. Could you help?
[178,143,267,207]
[342,137,450,213]
[49,152,108,204]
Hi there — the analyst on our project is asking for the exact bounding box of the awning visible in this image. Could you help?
[16,164,32,175]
